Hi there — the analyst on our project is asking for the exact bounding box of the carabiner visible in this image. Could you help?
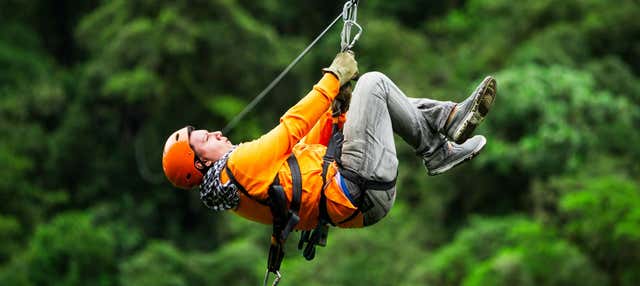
[340,0,363,52]
[342,1,356,20]
[341,20,362,51]
[263,269,282,286]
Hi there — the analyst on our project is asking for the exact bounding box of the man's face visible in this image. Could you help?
[188,129,233,162]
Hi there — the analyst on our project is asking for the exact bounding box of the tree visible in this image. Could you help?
[538,174,640,286]
[407,216,607,286]
[0,212,117,286]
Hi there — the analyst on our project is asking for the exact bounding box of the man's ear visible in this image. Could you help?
[194,159,212,170]
[194,160,206,170]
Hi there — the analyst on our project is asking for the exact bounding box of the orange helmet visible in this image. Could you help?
[162,126,205,189]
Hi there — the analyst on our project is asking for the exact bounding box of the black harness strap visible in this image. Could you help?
[225,155,304,277]
[288,155,302,214]
[320,116,344,224]
[266,154,303,275]
[267,180,287,274]
[334,167,397,225]
[338,167,397,191]
[297,112,345,261]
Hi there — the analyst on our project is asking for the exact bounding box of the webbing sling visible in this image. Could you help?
[264,154,303,285]
[224,153,307,277]
[338,167,397,191]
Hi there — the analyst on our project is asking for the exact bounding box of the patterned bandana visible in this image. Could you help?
[199,146,239,211]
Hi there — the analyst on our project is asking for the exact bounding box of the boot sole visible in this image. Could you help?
[452,76,497,144]
[428,136,486,176]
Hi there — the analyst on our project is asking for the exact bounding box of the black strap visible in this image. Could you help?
[318,122,344,225]
[331,166,396,226]
[267,181,288,273]
[268,180,291,241]
[287,155,302,213]
[266,154,303,274]
[339,167,397,191]
[297,120,344,261]
[279,155,302,241]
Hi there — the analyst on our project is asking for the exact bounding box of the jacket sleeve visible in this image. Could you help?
[227,73,341,196]
[302,109,347,146]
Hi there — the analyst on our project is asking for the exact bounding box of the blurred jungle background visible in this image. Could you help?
[1,0,639,285]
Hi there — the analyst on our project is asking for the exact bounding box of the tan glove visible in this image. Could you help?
[332,83,352,114]
[323,51,358,86]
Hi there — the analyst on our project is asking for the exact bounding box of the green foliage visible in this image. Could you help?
[285,204,429,286]
[120,242,188,286]
[0,215,21,263]
[0,20,69,231]
[543,174,640,286]
[408,216,607,286]
[120,238,262,286]
[559,176,640,247]
[424,0,640,81]
[481,65,640,177]
[0,212,117,286]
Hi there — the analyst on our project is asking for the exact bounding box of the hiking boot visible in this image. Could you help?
[423,135,486,176]
[445,76,497,144]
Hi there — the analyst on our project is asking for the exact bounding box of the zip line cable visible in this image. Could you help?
[222,13,343,134]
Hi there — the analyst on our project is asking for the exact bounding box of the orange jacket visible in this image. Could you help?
[219,74,363,229]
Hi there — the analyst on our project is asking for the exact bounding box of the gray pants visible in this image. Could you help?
[340,72,455,226]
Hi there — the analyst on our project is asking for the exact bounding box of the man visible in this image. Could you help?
[162,51,496,229]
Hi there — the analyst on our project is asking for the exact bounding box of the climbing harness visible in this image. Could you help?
[298,105,344,260]
[223,0,362,135]
[264,155,303,286]
[259,2,363,286]
[222,153,303,286]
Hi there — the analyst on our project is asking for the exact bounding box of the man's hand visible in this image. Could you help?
[323,51,358,86]
[332,83,352,114]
